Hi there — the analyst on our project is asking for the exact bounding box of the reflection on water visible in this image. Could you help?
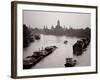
[23,34,90,69]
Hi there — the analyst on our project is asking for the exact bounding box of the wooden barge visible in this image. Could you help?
[23,46,57,69]
[73,37,90,56]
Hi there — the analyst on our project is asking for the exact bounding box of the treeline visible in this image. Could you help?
[23,24,32,48]
[23,24,40,48]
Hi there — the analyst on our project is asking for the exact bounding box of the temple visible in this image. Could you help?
[55,20,62,30]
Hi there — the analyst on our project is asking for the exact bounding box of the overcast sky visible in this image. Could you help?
[23,10,91,29]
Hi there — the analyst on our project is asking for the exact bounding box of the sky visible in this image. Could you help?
[23,10,91,29]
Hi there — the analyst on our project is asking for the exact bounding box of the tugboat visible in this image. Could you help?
[64,58,77,67]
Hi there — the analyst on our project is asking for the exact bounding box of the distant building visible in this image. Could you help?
[51,25,54,30]
[55,20,62,29]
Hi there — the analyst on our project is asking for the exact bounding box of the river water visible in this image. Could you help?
[23,34,90,69]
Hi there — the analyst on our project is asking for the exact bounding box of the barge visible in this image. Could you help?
[23,46,57,69]
[73,37,90,56]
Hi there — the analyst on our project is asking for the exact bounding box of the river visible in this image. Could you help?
[23,34,90,69]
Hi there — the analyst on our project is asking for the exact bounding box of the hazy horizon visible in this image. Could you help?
[23,10,91,29]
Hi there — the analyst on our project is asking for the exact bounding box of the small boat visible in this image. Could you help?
[29,37,35,42]
[64,40,68,44]
[64,58,77,67]
[34,34,40,40]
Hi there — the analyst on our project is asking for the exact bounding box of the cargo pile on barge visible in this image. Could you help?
[23,46,57,69]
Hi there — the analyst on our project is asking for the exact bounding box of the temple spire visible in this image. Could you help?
[57,20,60,26]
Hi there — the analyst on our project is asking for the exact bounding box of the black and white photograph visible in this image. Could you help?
[11,1,97,78]
[23,10,91,69]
